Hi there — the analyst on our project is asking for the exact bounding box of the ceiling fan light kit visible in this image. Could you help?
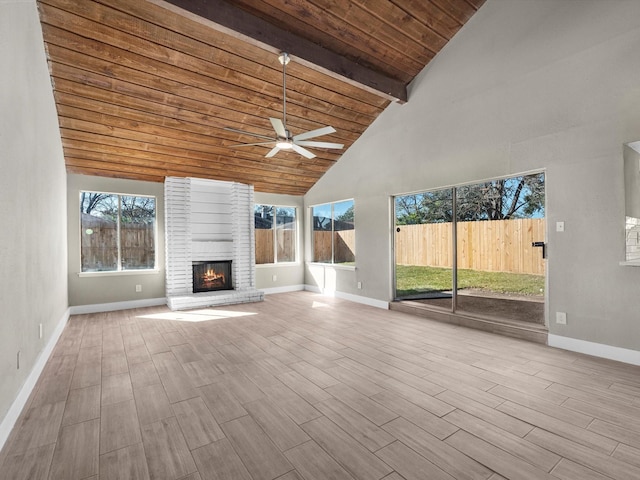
[224,52,344,159]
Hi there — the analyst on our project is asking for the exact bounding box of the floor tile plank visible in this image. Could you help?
[383,417,492,480]
[99,443,150,480]
[48,418,100,480]
[172,397,225,450]
[134,382,174,426]
[371,389,458,440]
[100,399,143,454]
[7,401,65,454]
[61,384,101,427]
[526,427,640,480]
[443,408,560,472]
[315,397,395,452]
[192,438,252,480]
[141,417,197,480]
[445,430,555,480]
[0,443,55,480]
[198,382,247,424]
[496,400,617,454]
[244,398,310,451]
[221,415,293,480]
[101,372,134,406]
[302,416,393,480]
[375,441,454,480]
[326,383,398,426]
[285,440,355,480]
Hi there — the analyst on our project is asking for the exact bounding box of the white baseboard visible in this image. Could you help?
[0,307,70,452]
[548,334,640,366]
[261,285,305,295]
[69,297,167,315]
[304,285,389,310]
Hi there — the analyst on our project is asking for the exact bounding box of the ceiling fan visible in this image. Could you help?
[224,52,344,159]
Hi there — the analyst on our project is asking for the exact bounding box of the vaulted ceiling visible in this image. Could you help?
[37,0,484,195]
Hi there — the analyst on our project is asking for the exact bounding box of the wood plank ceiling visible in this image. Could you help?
[37,0,484,195]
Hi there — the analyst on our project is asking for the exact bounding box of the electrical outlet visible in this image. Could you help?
[357,281,362,289]
[272,274,277,282]
[556,221,565,232]
[135,284,142,292]
[556,312,567,325]
[39,323,43,339]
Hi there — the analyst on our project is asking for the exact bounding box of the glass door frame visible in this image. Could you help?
[392,170,547,322]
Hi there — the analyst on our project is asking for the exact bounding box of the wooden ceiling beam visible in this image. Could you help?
[154,0,408,103]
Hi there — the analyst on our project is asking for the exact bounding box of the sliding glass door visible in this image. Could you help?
[394,173,546,325]
[394,188,453,311]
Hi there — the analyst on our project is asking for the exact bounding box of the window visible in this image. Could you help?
[312,199,355,264]
[80,192,156,272]
[254,205,297,264]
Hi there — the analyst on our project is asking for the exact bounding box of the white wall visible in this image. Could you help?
[305,0,640,351]
[0,0,68,425]
[254,192,305,290]
[67,174,165,306]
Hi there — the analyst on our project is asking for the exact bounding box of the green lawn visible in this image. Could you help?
[396,265,544,297]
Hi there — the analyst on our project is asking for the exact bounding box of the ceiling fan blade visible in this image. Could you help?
[229,141,275,147]
[265,146,281,158]
[293,126,336,141]
[295,140,344,149]
[269,118,287,138]
[224,127,274,141]
[291,143,316,159]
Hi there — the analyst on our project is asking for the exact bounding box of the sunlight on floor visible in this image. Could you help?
[136,309,257,322]
[312,301,331,308]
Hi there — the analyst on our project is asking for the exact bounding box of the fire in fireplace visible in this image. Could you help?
[192,261,232,293]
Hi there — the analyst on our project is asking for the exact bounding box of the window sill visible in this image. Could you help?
[620,260,640,267]
[307,262,356,271]
[78,269,160,277]
[256,263,301,268]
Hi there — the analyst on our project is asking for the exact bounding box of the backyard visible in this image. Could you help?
[396,265,545,298]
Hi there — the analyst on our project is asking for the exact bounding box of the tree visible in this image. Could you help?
[395,190,453,225]
[396,173,544,224]
[80,192,112,215]
[335,205,354,223]
[121,196,155,224]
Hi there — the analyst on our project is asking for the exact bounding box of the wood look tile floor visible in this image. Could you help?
[2,291,640,480]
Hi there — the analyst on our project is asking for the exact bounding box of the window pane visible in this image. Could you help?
[334,200,355,264]
[254,205,274,264]
[80,192,118,272]
[120,196,156,270]
[312,204,332,263]
[276,207,296,262]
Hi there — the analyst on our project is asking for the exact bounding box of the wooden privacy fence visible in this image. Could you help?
[255,229,296,264]
[313,230,355,263]
[396,218,545,275]
[81,214,155,270]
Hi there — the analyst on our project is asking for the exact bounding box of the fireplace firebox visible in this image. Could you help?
[192,261,232,293]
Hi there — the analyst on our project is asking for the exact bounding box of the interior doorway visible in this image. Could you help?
[394,172,546,326]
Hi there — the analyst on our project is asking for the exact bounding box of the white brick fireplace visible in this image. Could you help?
[164,177,263,310]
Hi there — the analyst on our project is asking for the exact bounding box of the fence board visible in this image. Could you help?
[396,218,545,275]
[312,230,355,263]
[255,229,297,264]
[81,214,155,270]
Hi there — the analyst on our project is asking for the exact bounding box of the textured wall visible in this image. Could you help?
[67,174,165,306]
[0,0,68,425]
[305,0,640,351]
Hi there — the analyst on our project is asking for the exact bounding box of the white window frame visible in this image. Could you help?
[79,190,158,275]
[254,204,298,265]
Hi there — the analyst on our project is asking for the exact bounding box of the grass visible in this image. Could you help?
[396,265,545,297]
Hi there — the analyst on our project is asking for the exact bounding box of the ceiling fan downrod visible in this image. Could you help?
[278,52,290,134]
